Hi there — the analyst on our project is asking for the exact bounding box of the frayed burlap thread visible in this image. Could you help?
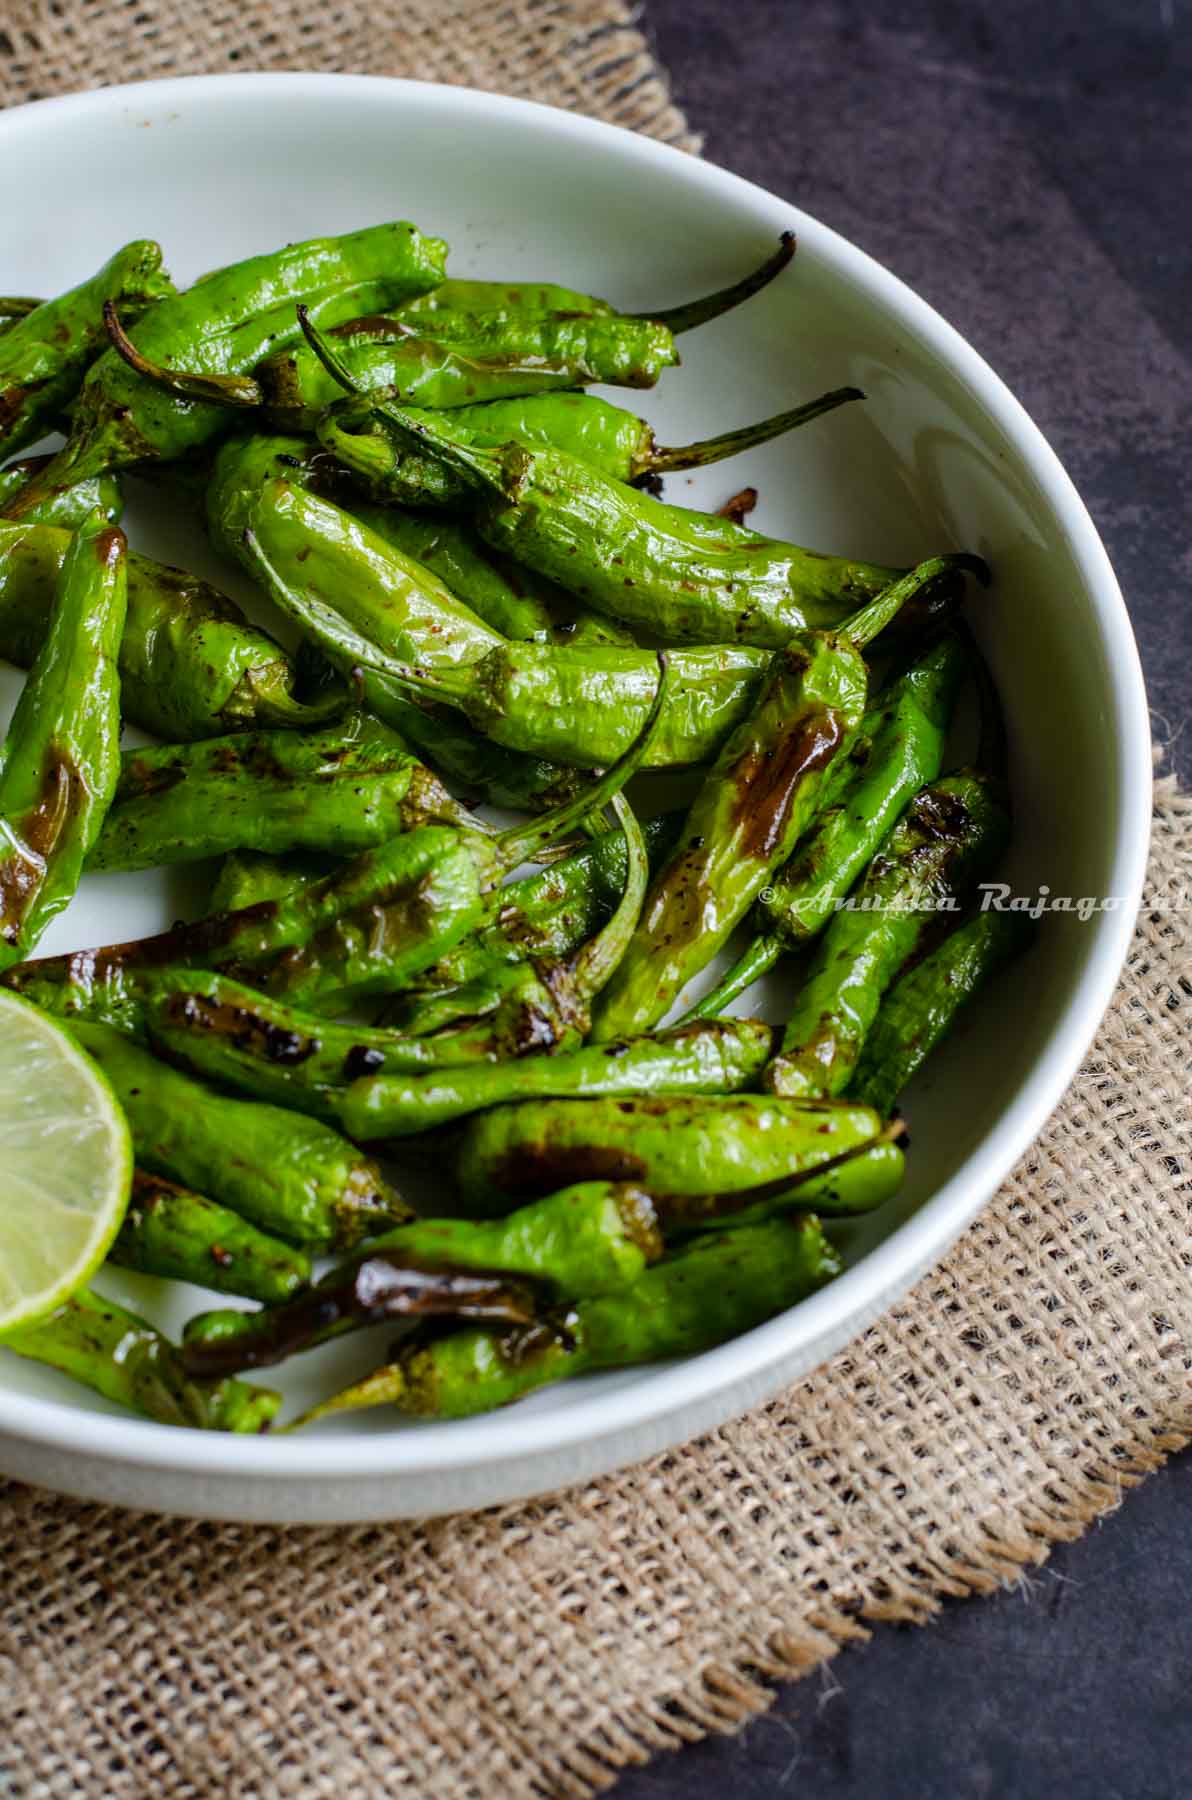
[2,771,1187,1799]
[2,8,1190,1794]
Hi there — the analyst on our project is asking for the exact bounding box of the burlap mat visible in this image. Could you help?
[3,7,1190,1795]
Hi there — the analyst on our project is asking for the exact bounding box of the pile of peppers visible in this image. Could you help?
[0,223,1032,1432]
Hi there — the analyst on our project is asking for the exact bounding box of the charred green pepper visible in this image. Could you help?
[0,513,126,969]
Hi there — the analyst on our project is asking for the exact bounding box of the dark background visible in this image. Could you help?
[614,3,1192,1795]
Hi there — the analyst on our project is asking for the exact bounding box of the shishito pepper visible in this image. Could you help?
[588,564,970,1040]
[684,630,970,1020]
[129,237,796,427]
[346,501,635,648]
[762,770,1012,1099]
[389,232,795,333]
[319,385,863,512]
[86,713,475,873]
[0,519,345,740]
[451,1092,899,1220]
[70,1022,407,1250]
[0,458,124,529]
[0,240,173,461]
[253,310,680,425]
[252,557,772,770]
[315,382,935,649]
[6,663,668,1023]
[210,448,582,809]
[0,512,126,969]
[290,1211,840,1427]
[147,781,654,1106]
[181,1181,665,1377]
[338,1017,776,1141]
[0,1288,280,1431]
[9,220,447,511]
[109,1170,313,1303]
[848,908,1034,1116]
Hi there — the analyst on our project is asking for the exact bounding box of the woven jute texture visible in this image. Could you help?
[0,0,698,148]
[3,7,1191,1796]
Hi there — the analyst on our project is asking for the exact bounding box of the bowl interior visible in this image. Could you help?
[0,78,1145,1479]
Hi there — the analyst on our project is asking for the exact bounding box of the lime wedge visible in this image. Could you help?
[0,991,132,1334]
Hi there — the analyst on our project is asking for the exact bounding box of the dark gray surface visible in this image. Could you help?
[611,3,1192,1795]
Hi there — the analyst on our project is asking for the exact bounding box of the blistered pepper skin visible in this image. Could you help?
[0,513,127,969]
[452,1092,890,1219]
[0,519,344,740]
[1,1289,280,1430]
[257,309,679,425]
[109,1170,313,1303]
[181,1181,664,1377]
[589,634,867,1039]
[763,771,1012,1099]
[293,1212,841,1426]
[0,241,173,462]
[848,908,1034,1115]
[87,714,468,873]
[338,1018,777,1141]
[686,631,969,1019]
[14,221,447,502]
[0,459,124,530]
[71,1023,408,1251]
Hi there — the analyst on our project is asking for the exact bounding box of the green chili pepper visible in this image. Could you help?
[86,712,475,873]
[211,451,583,808]
[0,458,124,528]
[589,565,964,1040]
[396,277,615,318]
[0,519,346,739]
[292,1210,839,1427]
[109,1170,313,1303]
[13,221,446,509]
[762,770,1012,1099]
[0,241,173,462]
[346,501,636,648]
[141,963,560,1115]
[8,661,668,1022]
[391,233,795,334]
[70,1022,407,1250]
[0,513,126,969]
[251,309,680,426]
[181,1181,664,1376]
[319,385,863,511]
[0,1288,279,1431]
[206,849,329,915]
[315,382,955,650]
[252,568,772,769]
[452,1092,894,1219]
[154,778,654,1101]
[338,1016,775,1141]
[683,630,969,1019]
[386,810,685,1023]
[848,909,1035,1115]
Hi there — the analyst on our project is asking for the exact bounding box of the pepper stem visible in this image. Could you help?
[568,790,650,1003]
[630,231,796,334]
[843,553,990,651]
[103,302,263,407]
[678,930,783,1022]
[644,387,864,477]
[296,301,367,396]
[495,654,671,868]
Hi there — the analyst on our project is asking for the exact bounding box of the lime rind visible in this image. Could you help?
[0,990,133,1335]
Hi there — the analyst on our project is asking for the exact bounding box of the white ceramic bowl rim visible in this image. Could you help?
[0,72,1152,1486]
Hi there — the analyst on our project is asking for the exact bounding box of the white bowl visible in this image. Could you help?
[0,73,1150,1523]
